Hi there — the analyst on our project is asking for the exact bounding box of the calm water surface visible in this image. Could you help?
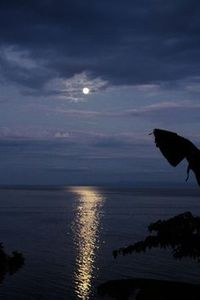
[0,187,200,299]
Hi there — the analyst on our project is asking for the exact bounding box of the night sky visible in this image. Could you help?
[0,0,200,186]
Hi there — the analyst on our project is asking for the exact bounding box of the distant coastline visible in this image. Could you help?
[0,184,199,197]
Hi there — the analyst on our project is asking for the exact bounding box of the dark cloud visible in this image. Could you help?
[1,0,200,90]
[0,52,53,89]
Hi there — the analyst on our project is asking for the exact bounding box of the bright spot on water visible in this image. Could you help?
[70,187,104,300]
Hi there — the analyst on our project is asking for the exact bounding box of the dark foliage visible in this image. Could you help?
[113,212,200,261]
[0,243,24,284]
[153,129,200,186]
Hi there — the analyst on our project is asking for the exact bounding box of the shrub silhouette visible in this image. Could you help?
[98,212,200,299]
[0,243,24,283]
[113,212,200,261]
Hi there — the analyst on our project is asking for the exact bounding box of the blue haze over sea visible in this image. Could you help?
[0,139,197,187]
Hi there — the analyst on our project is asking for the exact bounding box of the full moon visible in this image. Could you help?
[82,87,90,95]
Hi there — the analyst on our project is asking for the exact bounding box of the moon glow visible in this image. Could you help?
[82,87,90,95]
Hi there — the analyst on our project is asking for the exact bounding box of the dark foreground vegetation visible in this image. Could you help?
[98,212,200,299]
[0,243,24,284]
[113,212,200,260]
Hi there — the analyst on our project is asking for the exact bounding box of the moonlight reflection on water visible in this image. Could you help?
[70,187,105,300]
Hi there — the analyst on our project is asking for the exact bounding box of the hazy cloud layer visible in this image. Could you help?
[43,101,200,127]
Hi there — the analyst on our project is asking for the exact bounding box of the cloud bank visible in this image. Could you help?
[0,0,200,94]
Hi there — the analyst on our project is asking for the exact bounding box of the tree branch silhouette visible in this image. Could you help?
[113,212,200,261]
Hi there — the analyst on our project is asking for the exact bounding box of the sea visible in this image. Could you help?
[0,186,200,299]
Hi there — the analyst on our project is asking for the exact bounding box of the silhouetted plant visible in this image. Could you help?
[98,212,200,299]
[113,212,200,261]
[0,243,24,283]
[152,129,200,186]
[8,251,25,275]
